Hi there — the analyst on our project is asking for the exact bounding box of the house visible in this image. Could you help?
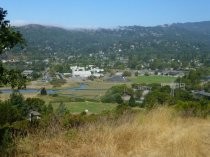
[63,73,72,77]
[138,69,155,76]
[90,67,104,73]
[28,110,41,121]
[167,70,185,77]
[106,75,127,82]
[132,85,152,91]
[90,67,104,77]
[201,76,210,83]
[42,73,53,82]
[73,71,91,78]
[115,72,123,76]
[74,71,92,78]
[192,90,210,100]
[2,60,7,63]
[93,73,104,78]
[43,59,49,64]
[22,70,33,78]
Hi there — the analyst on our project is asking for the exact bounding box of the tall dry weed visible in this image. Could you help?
[17,107,210,157]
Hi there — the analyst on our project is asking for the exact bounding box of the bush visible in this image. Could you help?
[115,94,124,104]
[0,101,22,126]
[122,71,132,77]
[40,87,47,95]
[101,84,133,103]
[129,95,136,107]
[50,79,66,87]
[0,128,16,155]
[115,104,132,115]
[71,97,85,102]
[25,98,45,113]
[175,100,210,118]
[135,71,139,76]
[63,114,86,128]
[50,93,58,97]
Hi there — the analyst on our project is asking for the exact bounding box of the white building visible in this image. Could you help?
[22,70,34,78]
[70,66,104,78]
[71,66,91,78]
[91,67,104,73]
[73,71,92,78]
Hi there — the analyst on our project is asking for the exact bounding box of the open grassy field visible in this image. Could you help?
[130,75,177,84]
[36,94,117,114]
[0,93,117,114]
[0,80,120,114]
[16,107,210,157]
[0,91,117,114]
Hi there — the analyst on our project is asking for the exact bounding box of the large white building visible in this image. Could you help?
[71,66,91,78]
[73,71,92,78]
[70,66,104,78]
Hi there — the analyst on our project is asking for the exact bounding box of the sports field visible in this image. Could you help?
[130,75,176,84]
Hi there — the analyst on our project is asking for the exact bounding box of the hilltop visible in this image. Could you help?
[10,21,210,60]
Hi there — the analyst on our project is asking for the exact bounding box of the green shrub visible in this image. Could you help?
[0,128,15,155]
[175,100,210,118]
[40,87,47,95]
[101,84,133,104]
[115,104,132,115]
[122,71,132,77]
[50,79,66,87]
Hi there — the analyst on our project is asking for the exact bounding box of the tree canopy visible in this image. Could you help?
[0,7,26,88]
[0,8,24,54]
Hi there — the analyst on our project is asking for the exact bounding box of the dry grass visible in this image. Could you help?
[0,93,38,101]
[17,107,210,157]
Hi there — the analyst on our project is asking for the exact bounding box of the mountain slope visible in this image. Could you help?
[12,21,210,59]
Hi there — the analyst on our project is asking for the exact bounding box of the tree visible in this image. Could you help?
[0,101,21,126]
[101,84,134,103]
[115,94,124,104]
[204,82,210,93]
[7,70,26,89]
[135,90,142,99]
[0,8,25,88]
[122,71,132,77]
[0,8,24,54]
[128,95,135,107]
[175,100,210,118]
[40,87,47,95]
[25,98,45,113]
[9,91,27,117]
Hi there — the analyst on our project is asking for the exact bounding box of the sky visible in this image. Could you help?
[0,0,210,28]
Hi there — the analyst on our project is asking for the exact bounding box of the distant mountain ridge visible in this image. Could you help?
[12,21,210,59]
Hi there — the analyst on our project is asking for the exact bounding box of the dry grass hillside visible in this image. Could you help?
[17,107,210,157]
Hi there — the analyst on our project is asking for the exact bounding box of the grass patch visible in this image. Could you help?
[130,75,176,84]
[37,95,117,114]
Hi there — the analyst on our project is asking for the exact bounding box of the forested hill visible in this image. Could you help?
[13,21,210,59]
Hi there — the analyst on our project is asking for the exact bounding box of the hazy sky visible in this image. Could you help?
[0,0,210,28]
